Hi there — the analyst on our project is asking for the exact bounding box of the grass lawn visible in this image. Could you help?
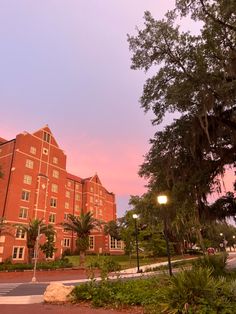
[67,254,194,269]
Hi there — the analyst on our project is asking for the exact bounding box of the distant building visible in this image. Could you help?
[0,125,123,262]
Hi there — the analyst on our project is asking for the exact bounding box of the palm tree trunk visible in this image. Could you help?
[80,250,86,267]
[28,247,34,264]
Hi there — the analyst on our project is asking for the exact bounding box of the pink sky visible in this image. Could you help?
[0,1,234,216]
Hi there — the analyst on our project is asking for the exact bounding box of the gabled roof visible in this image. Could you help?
[32,125,60,148]
[85,173,102,185]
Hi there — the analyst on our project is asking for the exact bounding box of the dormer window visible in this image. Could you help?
[43,132,50,143]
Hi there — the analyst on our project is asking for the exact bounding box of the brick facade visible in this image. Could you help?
[0,126,123,263]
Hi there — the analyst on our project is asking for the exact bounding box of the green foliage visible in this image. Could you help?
[71,262,236,312]
[104,220,121,240]
[62,212,100,266]
[16,218,51,263]
[40,225,56,258]
[0,258,72,271]
[71,276,164,308]
[87,256,121,280]
[194,253,228,277]
[128,0,236,231]
[155,267,236,313]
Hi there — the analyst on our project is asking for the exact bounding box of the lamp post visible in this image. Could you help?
[32,224,41,283]
[132,213,140,273]
[233,235,235,251]
[157,195,172,276]
[220,233,228,251]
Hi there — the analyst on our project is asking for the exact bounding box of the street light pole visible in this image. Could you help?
[157,195,172,276]
[132,214,140,273]
[220,233,227,251]
[32,224,41,283]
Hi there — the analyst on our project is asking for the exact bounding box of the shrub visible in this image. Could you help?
[87,256,121,279]
[193,252,228,277]
[71,268,236,312]
[0,257,72,271]
[71,275,166,308]
[154,267,236,313]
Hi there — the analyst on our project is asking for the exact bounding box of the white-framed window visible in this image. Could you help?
[90,196,93,203]
[43,148,48,155]
[75,193,80,201]
[12,247,24,260]
[75,205,80,211]
[19,207,28,219]
[52,169,59,178]
[63,238,70,247]
[89,236,94,250]
[64,213,69,220]
[25,159,34,169]
[67,181,71,187]
[51,183,58,193]
[50,197,57,208]
[66,191,70,198]
[99,199,103,205]
[53,157,58,164]
[23,174,32,185]
[90,186,93,192]
[110,236,122,249]
[15,228,26,239]
[21,190,30,201]
[75,184,79,190]
[99,190,102,196]
[43,132,50,143]
[30,146,36,155]
[49,213,56,223]
[65,202,69,209]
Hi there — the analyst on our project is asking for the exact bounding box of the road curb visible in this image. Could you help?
[0,295,43,304]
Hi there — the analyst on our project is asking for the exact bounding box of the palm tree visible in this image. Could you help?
[16,218,48,263]
[62,212,99,266]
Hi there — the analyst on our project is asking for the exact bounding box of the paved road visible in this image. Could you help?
[0,283,22,296]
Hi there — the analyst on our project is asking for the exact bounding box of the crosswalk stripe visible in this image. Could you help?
[0,283,21,296]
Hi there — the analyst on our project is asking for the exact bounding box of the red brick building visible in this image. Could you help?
[0,126,123,263]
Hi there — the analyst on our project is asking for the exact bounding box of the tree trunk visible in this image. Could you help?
[28,247,34,264]
[80,250,86,267]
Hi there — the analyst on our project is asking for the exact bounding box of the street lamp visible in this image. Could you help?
[132,213,140,273]
[32,223,42,283]
[157,194,172,276]
[219,233,227,251]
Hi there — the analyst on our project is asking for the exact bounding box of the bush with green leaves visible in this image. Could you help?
[193,252,228,277]
[87,256,121,280]
[71,276,165,308]
[152,267,236,314]
[0,257,72,271]
[71,266,236,313]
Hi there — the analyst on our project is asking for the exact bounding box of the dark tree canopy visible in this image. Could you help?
[128,0,236,221]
